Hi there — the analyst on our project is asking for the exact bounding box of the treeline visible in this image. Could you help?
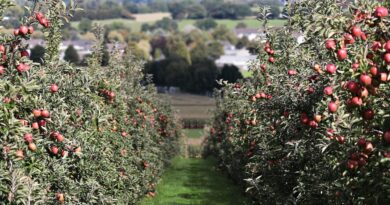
[70,0,283,21]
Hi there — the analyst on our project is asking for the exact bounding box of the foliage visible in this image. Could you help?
[78,18,92,34]
[0,0,180,204]
[30,45,45,64]
[218,64,243,83]
[195,18,218,31]
[63,45,80,64]
[206,0,390,204]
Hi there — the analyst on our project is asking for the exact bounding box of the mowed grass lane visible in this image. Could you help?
[139,157,251,205]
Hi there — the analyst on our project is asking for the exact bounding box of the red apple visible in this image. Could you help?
[350,97,362,107]
[19,26,28,36]
[31,122,39,130]
[337,49,347,60]
[384,53,390,64]
[41,110,50,118]
[326,64,337,74]
[28,26,34,34]
[0,65,5,75]
[374,6,388,18]
[328,101,338,113]
[323,86,333,96]
[268,57,275,63]
[372,41,382,52]
[384,131,390,144]
[288,69,297,76]
[352,63,359,71]
[351,26,362,37]
[357,138,366,147]
[56,133,64,142]
[336,136,345,144]
[32,109,41,118]
[344,34,355,44]
[325,39,336,50]
[50,84,58,93]
[38,119,46,127]
[359,74,372,86]
[51,146,59,155]
[24,133,33,143]
[370,66,378,76]
[362,109,374,120]
[28,143,37,152]
[379,72,388,82]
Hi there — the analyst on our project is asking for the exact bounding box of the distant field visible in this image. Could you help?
[159,93,215,120]
[132,12,171,22]
[70,13,286,32]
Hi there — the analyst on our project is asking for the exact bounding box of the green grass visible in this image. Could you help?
[183,129,204,139]
[71,17,286,32]
[139,157,251,205]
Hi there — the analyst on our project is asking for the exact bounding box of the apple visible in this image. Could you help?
[20,50,29,57]
[28,26,34,34]
[309,120,318,128]
[13,29,19,36]
[326,64,336,74]
[28,143,37,152]
[362,109,374,120]
[372,41,382,52]
[359,74,372,86]
[32,109,41,118]
[15,150,24,158]
[325,39,336,50]
[56,193,65,203]
[347,160,358,170]
[38,120,46,127]
[288,69,297,76]
[328,101,338,113]
[357,138,366,147]
[352,63,359,71]
[41,110,50,118]
[35,12,44,20]
[31,122,39,130]
[384,53,390,64]
[268,57,275,63]
[351,26,362,37]
[370,66,378,76]
[379,72,388,82]
[364,142,374,154]
[344,34,355,44]
[16,63,29,73]
[51,146,59,155]
[336,136,345,144]
[350,97,362,107]
[360,32,367,41]
[374,6,388,18]
[337,49,347,60]
[50,84,58,93]
[384,131,390,144]
[56,133,64,142]
[359,87,369,98]
[323,86,333,96]
[24,133,33,143]
[19,26,28,36]
[0,65,5,75]
[314,115,322,123]
[346,81,360,94]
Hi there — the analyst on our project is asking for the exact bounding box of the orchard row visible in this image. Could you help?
[0,1,179,204]
[206,1,389,204]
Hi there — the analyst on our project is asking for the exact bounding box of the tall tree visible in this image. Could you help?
[30,45,45,64]
[64,45,80,64]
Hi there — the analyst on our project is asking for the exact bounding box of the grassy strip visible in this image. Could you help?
[183,129,204,139]
[139,157,251,205]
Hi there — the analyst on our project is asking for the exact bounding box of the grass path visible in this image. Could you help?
[139,129,250,204]
[139,157,251,205]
